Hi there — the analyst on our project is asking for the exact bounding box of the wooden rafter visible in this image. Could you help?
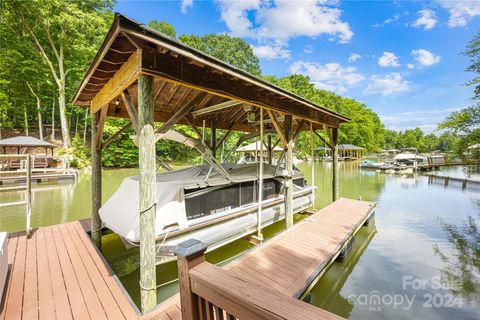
[95,105,109,150]
[323,124,336,148]
[313,130,332,149]
[153,80,167,102]
[184,116,214,152]
[121,89,139,130]
[267,110,287,146]
[154,92,208,141]
[163,84,180,106]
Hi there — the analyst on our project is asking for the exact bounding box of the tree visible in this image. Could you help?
[179,34,261,76]
[148,20,176,38]
[1,0,113,147]
[264,74,386,152]
[439,104,480,159]
[463,31,480,99]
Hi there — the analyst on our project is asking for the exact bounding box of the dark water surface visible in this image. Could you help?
[1,162,479,319]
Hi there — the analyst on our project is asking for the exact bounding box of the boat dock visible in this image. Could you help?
[144,197,375,319]
[426,173,480,191]
[0,198,374,319]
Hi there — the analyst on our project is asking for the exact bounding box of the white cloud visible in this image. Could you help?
[378,52,400,68]
[437,0,480,27]
[348,53,361,62]
[252,42,290,59]
[373,13,401,27]
[304,45,314,54]
[364,73,410,96]
[411,49,441,66]
[380,108,462,132]
[289,61,364,94]
[412,9,437,30]
[181,0,193,13]
[407,63,415,69]
[217,0,353,43]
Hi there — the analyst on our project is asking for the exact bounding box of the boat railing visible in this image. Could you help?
[172,239,344,320]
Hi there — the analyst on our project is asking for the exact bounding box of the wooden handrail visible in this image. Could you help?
[173,239,345,320]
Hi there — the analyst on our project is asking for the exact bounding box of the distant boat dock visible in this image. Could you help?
[426,173,480,191]
[0,198,374,319]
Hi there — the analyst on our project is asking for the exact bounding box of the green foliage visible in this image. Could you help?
[71,134,91,168]
[264,74,385,152]
[384,128,457,152]
[463,31,480,99]
[101,119,138,167]
[0,0,114,145]
[179,34,261,76]
[147,20,176,38]
[438,104,480,159]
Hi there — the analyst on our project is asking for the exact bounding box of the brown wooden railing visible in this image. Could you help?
[173,239,345,320]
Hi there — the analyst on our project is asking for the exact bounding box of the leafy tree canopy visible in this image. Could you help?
[179,34,261,76]
[147,19,176,38]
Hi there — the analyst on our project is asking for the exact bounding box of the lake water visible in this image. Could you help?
[1,162,479,319]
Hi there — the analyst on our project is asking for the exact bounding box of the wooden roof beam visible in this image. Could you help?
[120,89,139,130]
[91,49,141,113]
[140,49,341,127]
[154,92,208,141]
[191,100,242,117]
[267,110,287,146]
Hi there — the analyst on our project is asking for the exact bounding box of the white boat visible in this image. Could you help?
[99,163,314,264]
[394,148,428,166]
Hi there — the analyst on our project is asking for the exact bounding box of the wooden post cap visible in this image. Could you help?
[173,239,208,258]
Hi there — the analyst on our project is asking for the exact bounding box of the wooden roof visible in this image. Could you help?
[72,14,349,132]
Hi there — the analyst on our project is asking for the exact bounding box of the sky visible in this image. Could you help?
[114,0,480,133]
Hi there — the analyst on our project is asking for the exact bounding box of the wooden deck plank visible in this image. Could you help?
[22,230,38,320]
[69,222,139,320]
[2,235,25,320]
[64,223,126,320]
[58,223,108,320]
[51,224,91,320]
[36,228,56,320]
[44,226,74,320]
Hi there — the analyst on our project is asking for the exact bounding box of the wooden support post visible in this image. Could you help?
[138,74,157,313]
[91,111,102,250]
[331,128,339,201]
[256,107,264,240]
[173,239,208,320]
[284,115,294,229]
[267,135,272,165]
[310,123,315,209]
[25,155,32,237]
[211,121,216,160]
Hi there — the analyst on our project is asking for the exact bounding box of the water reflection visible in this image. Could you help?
[309,218,378,318]
[433,212,480,303]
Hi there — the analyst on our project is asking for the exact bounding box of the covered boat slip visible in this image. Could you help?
[72,13,350,313]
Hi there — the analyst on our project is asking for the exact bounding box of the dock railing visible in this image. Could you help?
[173,239,344,320]
[0,154,32,236]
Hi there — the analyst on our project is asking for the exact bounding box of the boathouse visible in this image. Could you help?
[315,144,365,160]
[68,13,360,317]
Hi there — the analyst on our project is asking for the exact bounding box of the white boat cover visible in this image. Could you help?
[99,163,303,242]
